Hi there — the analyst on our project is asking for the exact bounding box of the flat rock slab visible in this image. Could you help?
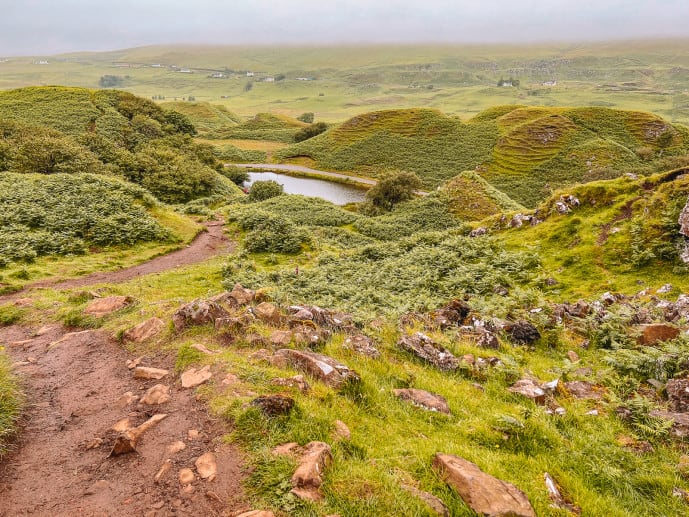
[402,484,449,516]
[133,366,169,380]
[291,441,332,501]
[433,453,535,517]
[393,388,451,414]
[124,317,164,343]
[564,381,604,400]
[84,296,133,317]
[195,452,217,480]
[181,365,213,388]
[274,349,360,389]
[397,332,459,371]
[508,379,546,405]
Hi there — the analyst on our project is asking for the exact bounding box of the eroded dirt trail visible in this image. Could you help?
[0,220,232,305]
[0,324,246,516]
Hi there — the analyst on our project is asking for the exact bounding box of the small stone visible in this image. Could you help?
[269,330,293,347]
[291,441,332,501]
[222,373,241,386]
[567,350,580,363]
[195,452,217,481]
[179,468,195,484]
[253,302,283,325]
[251,394,295,417]
[181,365,212,388]
[126,356,144,369]
[586,409,599,416]
[393,388,451,414]
[271,375,310,393]
[190,343,219,355]
[84,479,110,495]
[167,441,187,455]
[332,420,351,441]
[85,438,103,450]
[115,392,139,408]
[236,511,275,517]
[508,379,546,405]
[504,320,541,344]
[397,332,459,371]
[273,349,360,389]
[139,384,171,405]
[35,325,58,336]
[343,334,381,358]
[133,367,169,380]
[564,381,604,400]
[272,442,301,456]
[658,283,674,294]
[180,484,196,496]
[402,485,449,516]
[188,429,200,440]
[154,460,172,483]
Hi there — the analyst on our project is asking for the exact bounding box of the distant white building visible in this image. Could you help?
[210,72,225,78]
[542,80,557,87]
[264,76,274,82]
[35,60,49,65]
[179,68,192,73]
[151,63,163,68]
[246,71,254,77]
[296,77,312,81]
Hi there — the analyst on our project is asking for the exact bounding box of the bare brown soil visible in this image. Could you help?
[0,324,248,516]
[0,220,233,305]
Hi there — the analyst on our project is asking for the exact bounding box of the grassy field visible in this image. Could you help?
[2,41,689,124]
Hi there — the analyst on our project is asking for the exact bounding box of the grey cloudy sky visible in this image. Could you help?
[1,0,687,55]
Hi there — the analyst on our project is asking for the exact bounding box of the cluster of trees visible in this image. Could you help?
[99,75,124,88]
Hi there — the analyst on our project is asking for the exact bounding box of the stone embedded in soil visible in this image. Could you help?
[133,366,169,380]
[188,429,200,440]
[475,330,500,349]
[393,388,451,414]
[343,334,380,358]
[433,453,536,517]
[269,330,293,347]
[567,350,580,363]
[332,420,351,441]
[195,452,217,480]
[666,378,689,412]
[253,302,283,325]
[179,468,195,484]
[638,324,680,346]
[401,484,450,516]
[115,391,139,408]
[154,460,172,483]
[251,394,295,417]
[47,330,98,350]
[109,414,168,456]
[167,441,187,455]
[290,441,333,501]
[83,296,133,317]
[564,381,604,400]
[181,365,212,389]
[229,283,256,305]
[124,317,165,343]
[291,325,331,348]
[397,332,460,371]
[273,349,360,389]
[508,379,546,405]
[430,299,471,329]
[271,375,310,393]
[126,356,143,369]
[112,418,133,432]
[190,343,219,355]
[140,384,171,405]
[272,442,301,456]
[236,511,276,517]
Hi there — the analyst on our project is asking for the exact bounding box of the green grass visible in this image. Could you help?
[0,349,21,456]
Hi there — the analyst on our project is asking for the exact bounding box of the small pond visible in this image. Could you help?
[245,172,367,205]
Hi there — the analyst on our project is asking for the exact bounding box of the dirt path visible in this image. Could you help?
[0,324,247,516]
[0,220,232,304]
[230,163,378,185]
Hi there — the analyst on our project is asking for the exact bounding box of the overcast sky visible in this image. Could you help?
[1,0,687,55]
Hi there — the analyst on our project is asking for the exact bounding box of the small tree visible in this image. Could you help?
[244,81,253,92]
[294,122,328,142]
[248,180,284,201]
[365,171,422,211]
[222,165,249,185]
[297,112,314,123]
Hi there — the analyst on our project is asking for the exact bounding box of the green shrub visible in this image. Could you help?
[248,180,284,202]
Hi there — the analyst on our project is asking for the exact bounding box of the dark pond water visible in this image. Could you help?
[246,172,367,205]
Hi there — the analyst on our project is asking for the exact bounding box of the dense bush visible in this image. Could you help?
[235,194,359,227]
[0,173,170,267]
[221,165,250,185]
[363,171,422,211]
[248,180,284,202]
[236,210,309,253]
[294,122,328,142]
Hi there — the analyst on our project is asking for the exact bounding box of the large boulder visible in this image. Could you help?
[393,388,451,414]
[273,349,360,389]
[432,454,535,517]
[290,441,332,501]
[397,332,459,371]
[84,296,133,317]
[172,299,229,332]
[253,302,284,325]
[638,324,680,346]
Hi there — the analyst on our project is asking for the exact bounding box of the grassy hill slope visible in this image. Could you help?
[160,101,242,131]
[277,106,689,206]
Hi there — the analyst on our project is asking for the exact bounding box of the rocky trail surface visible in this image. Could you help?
[0,220,232,305]
[0,324,247,516]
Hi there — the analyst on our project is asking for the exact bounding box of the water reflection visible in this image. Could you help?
[245,172,367,205]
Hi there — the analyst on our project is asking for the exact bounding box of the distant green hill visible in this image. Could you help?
[276,106,689,206]
[160,101,242,132]
[206,112,308,142]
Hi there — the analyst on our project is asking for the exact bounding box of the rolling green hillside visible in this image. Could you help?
[161,101,242,131]
[277,106,689,206]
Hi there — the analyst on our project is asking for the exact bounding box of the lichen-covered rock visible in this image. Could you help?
[432,454,535,517]
[253,302,283,325]
[251,394,295,417]
[290,441,332,501]
[504,320,540,344]
[508,379,546,405]
[666,378,689,412]
[430,299,470,329]
[397,332,459,371]
[343,334,380,358]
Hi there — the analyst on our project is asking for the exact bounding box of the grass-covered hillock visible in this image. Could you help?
[276,106,689,207]
[440,171,525,220]
[496,167,689,298]
[0,173,172,267]
[0,87,243,203]
[207,113,308,142]
[161,101,242,132]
